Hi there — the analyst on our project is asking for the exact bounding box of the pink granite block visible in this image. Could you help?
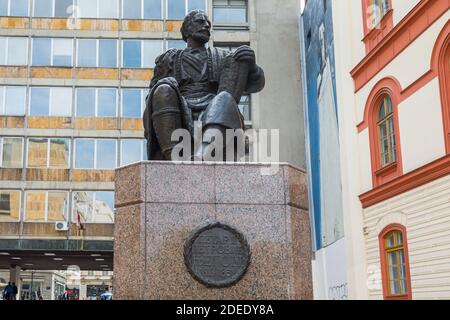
[283,165,309,210]
[115,162,145,207]
[143,203,218,299]
[286,206,313,299]
[112,203,146,300]
[215,163,285,205]
[145,162,215,204]
[113,161,312,300]
[215,204,291,299]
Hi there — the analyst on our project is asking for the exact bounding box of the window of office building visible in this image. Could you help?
[29,87,72,116]
[0,37,28,66]
[120,139,147,166]
[33,0,75,18]
[27,138,70,168]
[0,190,21,222]
[238,95,251,123]
[33,0,52,16]
[167,0,206,20]
[77,39,117,68]
[55,0,74,17]
[0,0,29,17]
[77,0,119,18]
[0,86,26,116]
[74,139,117,169]
[215,43,247,53]
[213,0,247,24]
[76,88,117,117]
[121,88,145,118]
[122,40,163,68]
[0,0,6,16]
[122,0,162,19]
[25,190,68,222]
[167,40,186,50]
[0,137,23,168]
[34,0,78,17]
[73,191,114,223]
[32,38,73,67]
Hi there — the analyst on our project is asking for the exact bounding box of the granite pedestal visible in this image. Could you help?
[113,161,312,299]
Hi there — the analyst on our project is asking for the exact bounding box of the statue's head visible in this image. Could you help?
[181,10,212,44]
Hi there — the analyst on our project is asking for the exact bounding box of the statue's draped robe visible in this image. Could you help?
[143,47,265,160]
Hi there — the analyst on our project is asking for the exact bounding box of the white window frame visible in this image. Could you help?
[0,190,21,222]
[75,88,118,117]
[121,0,163,20]
[26,137,71,169]
[120,139,146,166]
[28,87,73,116]
[76,0,119,19]
[3,0,30,17]
[120,88,145,118]
[24,190,69,222]
[31,38,74,67]
[165,39,186,51]
[0,86,27,116]
[72,190,114,224]
[165,0,208,19]
[76,39,118,68]
[0,37,29,66]
[239,94,251,125]
[0,137,24,168]
[73,138,117,169]
[212,0,248,26]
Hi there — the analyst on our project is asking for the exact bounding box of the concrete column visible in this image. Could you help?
[80,283,87,300]
[9,265,21,300]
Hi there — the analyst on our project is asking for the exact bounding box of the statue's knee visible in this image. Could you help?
[152,84,178,110]
[153,84,176,99]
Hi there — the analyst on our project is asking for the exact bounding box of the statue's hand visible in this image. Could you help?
[233,45,257,71]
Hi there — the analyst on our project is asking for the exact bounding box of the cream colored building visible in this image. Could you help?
[329,0,450,299]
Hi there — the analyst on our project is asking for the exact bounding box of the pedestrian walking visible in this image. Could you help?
[12,282,18,300]
[3,282,13,300]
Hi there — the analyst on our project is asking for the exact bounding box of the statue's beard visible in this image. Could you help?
[191,31,210,44]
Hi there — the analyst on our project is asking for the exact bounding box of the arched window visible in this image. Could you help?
[445,44,450,151]
[379,225,412,300]
[377,96,396,166]
[361,0,393,52]
[436,27,450,153]
[364,78,403,187]
[384,230,406,295]
[370,0,390,25]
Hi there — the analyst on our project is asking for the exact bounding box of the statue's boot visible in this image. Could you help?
[193,124,229,161]
[152,84,183,160]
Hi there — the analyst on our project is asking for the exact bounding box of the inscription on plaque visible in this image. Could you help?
[184,222,251,288]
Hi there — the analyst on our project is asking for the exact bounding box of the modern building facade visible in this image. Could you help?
[302,0,450,299]
[0,269,66,300]
[0,0,306,295]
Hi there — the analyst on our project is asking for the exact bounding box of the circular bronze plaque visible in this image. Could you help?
[184,222,251,288]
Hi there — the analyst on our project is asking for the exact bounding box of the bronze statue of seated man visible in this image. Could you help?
[143,10,265,161]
